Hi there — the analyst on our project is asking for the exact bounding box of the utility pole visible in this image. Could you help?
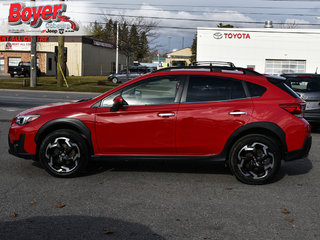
[30,0,37,87]
[57,0,65,87]
[168,35,172,53]
[116,22,119,73]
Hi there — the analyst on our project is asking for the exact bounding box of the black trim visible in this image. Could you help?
[285,136,312,161]
[8,134,35,160]
[91,154,226,163]
[154,66,262,76]
[34,118,94,155]
[219,122,288,157]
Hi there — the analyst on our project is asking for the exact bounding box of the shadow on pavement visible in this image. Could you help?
[271,157,313,183]
[85,160,231,176]
[0,216,165,240]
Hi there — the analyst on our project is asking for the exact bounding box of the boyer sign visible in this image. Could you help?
[1,1,87,36]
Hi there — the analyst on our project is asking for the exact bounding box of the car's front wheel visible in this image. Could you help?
[228,134,281,185]
[39,129,89,177]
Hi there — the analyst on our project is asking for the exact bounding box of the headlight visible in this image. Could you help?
[15,115,41,125]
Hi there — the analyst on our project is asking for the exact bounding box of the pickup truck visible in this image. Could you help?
[8,62,40,78]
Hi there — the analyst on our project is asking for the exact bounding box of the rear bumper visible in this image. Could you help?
[8,134,35,160]
[284,136,312,161]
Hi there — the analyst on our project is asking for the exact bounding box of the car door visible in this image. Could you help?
[176,75,253,156]
[95,75,185,155]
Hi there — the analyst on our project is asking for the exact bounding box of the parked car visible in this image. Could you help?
[108,67,155,83]
[9,65,311,184]
[281,74,320,125]
[8,61,40,78]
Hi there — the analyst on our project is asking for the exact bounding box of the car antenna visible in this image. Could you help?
[315,67,318,74]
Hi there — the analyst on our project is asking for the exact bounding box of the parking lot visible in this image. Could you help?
[0,90,319,240]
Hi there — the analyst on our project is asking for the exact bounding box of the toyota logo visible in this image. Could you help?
[213,32,223,39]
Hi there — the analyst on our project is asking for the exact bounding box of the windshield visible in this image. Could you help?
[286,77,320,92]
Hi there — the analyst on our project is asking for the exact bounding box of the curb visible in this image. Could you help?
[0,88,100,95]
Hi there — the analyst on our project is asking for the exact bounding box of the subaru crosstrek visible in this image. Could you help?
[9,66,312,184]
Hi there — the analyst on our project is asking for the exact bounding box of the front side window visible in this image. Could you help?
[101,76,182,107]
[186,75,246,102]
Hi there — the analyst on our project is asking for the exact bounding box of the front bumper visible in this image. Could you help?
[8,134,35,160]
[284,136,312,161]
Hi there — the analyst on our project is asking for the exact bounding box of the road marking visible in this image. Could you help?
[0,108,20,112]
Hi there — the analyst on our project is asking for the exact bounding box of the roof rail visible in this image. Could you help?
[190,61,235,67]
[155,65,263,76]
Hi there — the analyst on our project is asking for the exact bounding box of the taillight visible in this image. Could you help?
[21,67,24,71]
[279,103,305,117]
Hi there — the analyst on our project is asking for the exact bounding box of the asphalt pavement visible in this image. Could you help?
[0,89,319,240]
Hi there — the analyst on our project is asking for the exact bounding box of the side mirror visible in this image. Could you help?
[110,95,126,112]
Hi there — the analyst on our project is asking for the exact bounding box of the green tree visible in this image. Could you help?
[90,17,157,68]
[217,23,234,28]
[137,32,149,62]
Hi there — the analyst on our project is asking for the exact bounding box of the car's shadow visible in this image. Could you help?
[86,158,313,184]
[32,157,313,184]
[85,160,231,176]
[271,157,313,183]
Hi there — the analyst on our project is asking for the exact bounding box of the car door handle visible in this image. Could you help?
[158,113,175,117]
[229,111,247,115]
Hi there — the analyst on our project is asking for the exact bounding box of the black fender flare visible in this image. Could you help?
[220,121,287,159]
[34,118,94,155]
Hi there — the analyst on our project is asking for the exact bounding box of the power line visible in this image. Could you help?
[88,21,320,34]
[77,12,320,26]
[80,6,320,17]
[84,2,320,10]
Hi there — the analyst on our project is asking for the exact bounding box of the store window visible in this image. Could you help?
[8,57,21,67]
[265,59,306,76]
[0,58,4,73]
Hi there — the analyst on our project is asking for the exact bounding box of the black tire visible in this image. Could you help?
[39,129,89,177]
[228,134,282,185]
[10,74,14,78]
[112,77,119,84]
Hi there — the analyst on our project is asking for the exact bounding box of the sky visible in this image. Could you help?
[79,0,320,52]
[2,0,320,53]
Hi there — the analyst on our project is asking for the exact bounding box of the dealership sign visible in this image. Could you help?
[5,42,31,51]
[0,1,88,36]
[213,32,251,39]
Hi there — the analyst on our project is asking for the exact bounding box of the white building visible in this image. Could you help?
[197,27,320,75]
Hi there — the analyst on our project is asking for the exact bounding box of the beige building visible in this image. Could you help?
[0,36,127,76]
[166,47,192,67]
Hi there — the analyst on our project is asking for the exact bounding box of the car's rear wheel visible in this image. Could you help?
[228,134,281,185]
[112,77,119,84]
[39,129,89,177]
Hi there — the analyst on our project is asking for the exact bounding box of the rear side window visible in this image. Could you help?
[246,82,266,97]
[286,77,320,92]
[186,75,246,102]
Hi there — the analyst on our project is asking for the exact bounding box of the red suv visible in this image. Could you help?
[8,66,312,184]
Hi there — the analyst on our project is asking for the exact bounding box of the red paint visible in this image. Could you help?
[8,3,65,28]
[8,70,310,159]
